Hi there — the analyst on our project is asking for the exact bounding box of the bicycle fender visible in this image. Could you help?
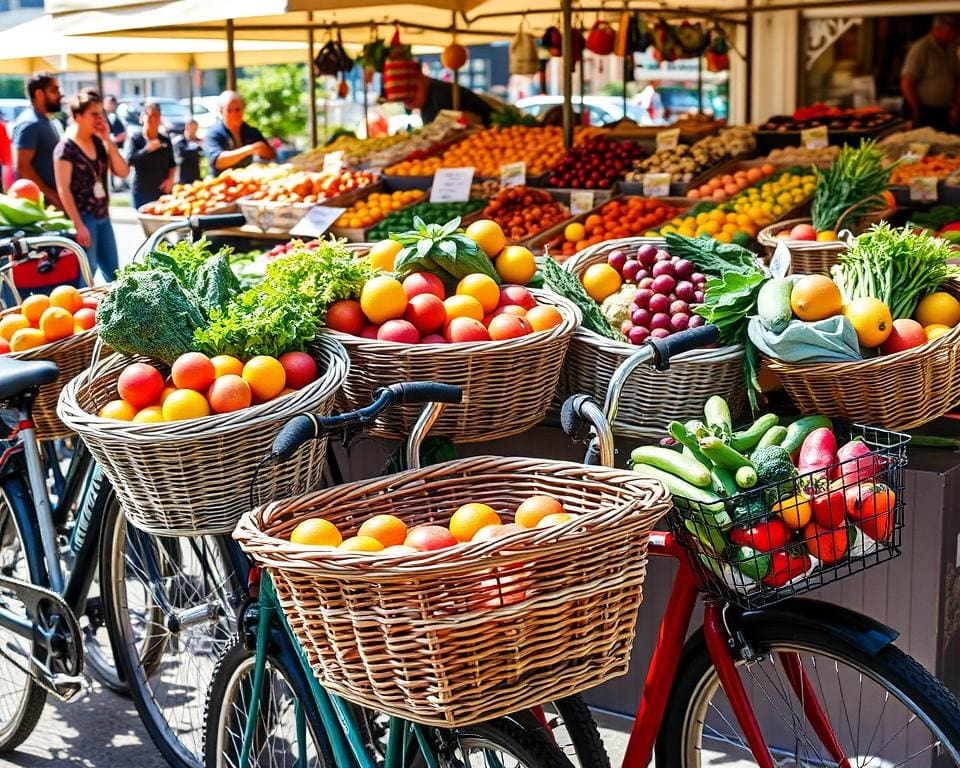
[740,597,898,656]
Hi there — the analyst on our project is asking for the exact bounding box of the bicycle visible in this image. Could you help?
[550,322,960,767]
[203,382,581,768]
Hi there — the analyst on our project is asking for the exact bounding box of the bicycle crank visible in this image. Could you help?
[0,574,85,701]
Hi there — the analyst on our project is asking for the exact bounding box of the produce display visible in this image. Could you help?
[631,399,898,592]
[545,136,645,189]
[879,127,960,157]
[808,140,894,235]
[245,169,377,204]
[546,197,683,258]
[0,180,71,232]
[625,126,756,185]
[438,126,578,177]
[762,145,840,166]
[471,180,501,200]
[334,189,425,230]
[140,164,290,216]
[686,163,775,202]
[758,106,899,133]
[889,154,960,184]
[384,155,443,177]
[0,286,97,353]
[910,205,960,241]
[366,200,485,241]
[480,186,569,241]
[326,219,561,344]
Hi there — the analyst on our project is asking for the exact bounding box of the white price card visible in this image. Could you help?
[769,240,792,280]
[289,206,345,238]
[801,126,829,150]
[656,128,681,151]
[570,190,595,215]
[322,151,344,174]
[910,176,938,202]
[500,161,526,188]
[430,167,475,203]
[642,173,672,198]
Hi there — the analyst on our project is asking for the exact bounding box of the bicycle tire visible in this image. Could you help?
[421,716,578,768]
[0,483,46,751]
[655,615,960,767]
[510,696,610,768]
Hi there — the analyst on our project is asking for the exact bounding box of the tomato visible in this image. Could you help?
[762,550,812,588]
[801,522,848,564]
[845,482,896,543]
[811,488,846,528]
[729,519,791,553]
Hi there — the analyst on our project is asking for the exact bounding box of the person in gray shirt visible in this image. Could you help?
[901,15,960,131]
[12,72,63,208]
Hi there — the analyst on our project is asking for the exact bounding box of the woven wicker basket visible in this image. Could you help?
[57,336,349,536]
[327,290,580,443]
[766,281,960,430]
[560,238,746,438]
[1,287,107,440]
[234,455,671,727]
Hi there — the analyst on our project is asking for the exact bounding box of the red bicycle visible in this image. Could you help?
[541,324,960,768]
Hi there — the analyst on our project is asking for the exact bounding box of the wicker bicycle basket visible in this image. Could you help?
[765,281,960,431]
[57,336,349,536]
[1,287,107,440]
[233,455,672,727]
[559,238,746,439]
[326,289,580,443]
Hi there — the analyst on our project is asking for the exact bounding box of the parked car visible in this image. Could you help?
[515,95,656,127]
[117,97,196,135]
[0,99,31,124]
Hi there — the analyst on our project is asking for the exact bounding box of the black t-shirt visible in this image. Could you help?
[125,130,176,208]
[173,135,202,185]
[422,79,493,126]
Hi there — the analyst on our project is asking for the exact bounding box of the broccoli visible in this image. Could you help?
[97,270,205,364]
[749,445,798,504]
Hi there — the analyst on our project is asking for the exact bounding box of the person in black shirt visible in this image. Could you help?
[404,70,494,127]
[104,95,127,191]
[124,101,176,209]
[173,119,202,185]
[204,90,275,176]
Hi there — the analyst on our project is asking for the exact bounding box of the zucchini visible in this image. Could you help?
[735,466,758,489]
[731,414,780,453]
[711,467,739,497]
[704,396,732,439]
[631,446,712,487]
[698,436,755,472]
[756,277,794,333]
[685,519,728,557]
[756,425,788,450]
[630,464,723,507]
[782,415,833,456]
[668,421,713,468]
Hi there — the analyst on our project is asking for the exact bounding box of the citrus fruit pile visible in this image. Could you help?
[97,350,320,422]
[246,169,376,204]
[480,186,569,242]
[686,164,774,202]
[0,286,97,354]
[334,189,425,230]
[385,155,443,177]
[438,126,573,177]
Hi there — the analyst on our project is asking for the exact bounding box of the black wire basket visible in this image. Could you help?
[666,421,910,610]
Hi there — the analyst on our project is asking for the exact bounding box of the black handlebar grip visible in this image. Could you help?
[386,382,464,405]
[190,213,248,232]
[271,414,321,461]
[560,394,594,441]
[646,324,721,371]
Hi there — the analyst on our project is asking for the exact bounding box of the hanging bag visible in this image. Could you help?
[510,22,540,75]
[586,19,616,56]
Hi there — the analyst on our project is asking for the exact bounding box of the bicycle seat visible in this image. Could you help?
[0,357,58,401]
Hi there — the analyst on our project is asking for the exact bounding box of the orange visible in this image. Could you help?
[581,263,622,303]
[443,294,484,322]
[367,239,403,272]
[816,230,839,242]
[536,512,578,528]
[338,535,385,553]
[20,294,50,324]
[914,292,960,328]
[290,517,342,547]
[357,514,408,547]
[771,494,813,530]
[449,502,501,542]
[10,328,47,352]
[495,246,537,285]
[564,222,586,243]
[49,285,83,314]
[360,276,407,324]
[456,274,500,314]
[925,323,952,341]
[133,406,165,424]
[525,305,563,332]
[161,389,211,421]
[515,495,564,528]
[242,356,286,401]
[0,313,29,342]
[98,399,138,421]
[39,307,75,341]
[465,219,506,258]
[843,297,893,348]
[789,275,842,321]
[211,354,244,378]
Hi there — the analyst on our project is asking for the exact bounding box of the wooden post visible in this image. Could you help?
[226,19,237,91]
[308,14,318,148]
[451,13,461,112]
[561,0,574,149]
[187,56,195,115]
[95,54,103,97]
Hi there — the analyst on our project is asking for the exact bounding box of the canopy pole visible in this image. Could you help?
[226,19,237,91]
[697,53,703,114]
[95,54,103,97]
[307,12,318,149]
[451,12,461,112]
[745,0,753,121]
[187,56,195,115]
[561,0,573,149]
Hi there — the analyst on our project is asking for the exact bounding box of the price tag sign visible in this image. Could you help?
[801,125,829,150]
[910,176,939,202]
[656,128,681,151]
[769,240,792,279]
[289,206,345,238]
[902,142,930,163]
[642,173,672,198]
[430,167,475,203]
[500,161,526,188]
[570,190,595,215]
[322,151,344,174]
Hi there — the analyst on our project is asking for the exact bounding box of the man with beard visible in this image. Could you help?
[13,72,63,208]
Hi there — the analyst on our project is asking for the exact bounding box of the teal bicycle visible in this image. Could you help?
[203,382,576,768]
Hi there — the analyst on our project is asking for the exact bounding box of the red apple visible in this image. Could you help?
[359,323,380,339]
[498,285,536,310]
[118,363,165,409]
[73,307,96,330]
[81,298,99,312]
[403,293,447,335]
[421,333,448,344]
[8,179,40,205]
[880,318,927,355]
[487,314,531,340]
[278,351,318,389]
[402,272,445,300]
[789,224,818,241]
[445,317,490,343]
[326,300,365,335]
[0,338,9,354]
[404,525,458,551]
[377,319,420,344]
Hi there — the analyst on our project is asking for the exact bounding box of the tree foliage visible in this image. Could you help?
[237,64,308,142]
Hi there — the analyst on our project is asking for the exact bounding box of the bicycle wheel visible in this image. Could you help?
[656,615,960,767]
[420,717,578,767]
[101,508,243,768]
[203,639,334,768]
[0,485,46,751]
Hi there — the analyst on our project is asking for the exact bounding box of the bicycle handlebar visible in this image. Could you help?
[271,382,463,461]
